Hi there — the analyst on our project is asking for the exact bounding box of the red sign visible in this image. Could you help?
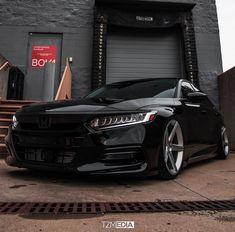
[32,45,57,68]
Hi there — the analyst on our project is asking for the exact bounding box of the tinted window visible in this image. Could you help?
[86,79,178,100]
[181,82,195,98]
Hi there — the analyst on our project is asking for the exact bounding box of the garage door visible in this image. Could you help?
[106,27,183,84]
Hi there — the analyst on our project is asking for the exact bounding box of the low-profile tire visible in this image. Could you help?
[158,119,184,180]
[217,126,230,160]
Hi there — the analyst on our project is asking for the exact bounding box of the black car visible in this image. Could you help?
[5,78,229,179]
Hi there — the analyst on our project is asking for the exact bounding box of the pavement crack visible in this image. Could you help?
[173,180,211,200]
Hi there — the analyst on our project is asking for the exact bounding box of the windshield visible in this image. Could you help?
[86,78,178,100]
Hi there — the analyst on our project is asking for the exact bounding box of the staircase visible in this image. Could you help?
[0,100,36,158]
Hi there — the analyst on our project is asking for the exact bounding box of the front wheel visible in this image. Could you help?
[158,119,184,180]
[217,126,230,159]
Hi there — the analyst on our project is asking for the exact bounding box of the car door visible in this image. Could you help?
[179,81,209,158]
[198,94,221,149]
[190,82,221,149]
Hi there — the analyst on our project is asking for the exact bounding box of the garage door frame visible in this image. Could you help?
[92,1,198,90]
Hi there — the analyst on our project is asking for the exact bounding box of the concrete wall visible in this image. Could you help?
[218,67,235,150]
[0,0,95,99]
[0,0,222,105]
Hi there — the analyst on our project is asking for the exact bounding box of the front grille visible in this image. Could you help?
[12,133,84,165]
[15,147,77,165]
[19,123,79,131]
[17,114,89,132]
[13,134,84,148]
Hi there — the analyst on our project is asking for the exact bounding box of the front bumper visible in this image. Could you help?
[5,123,160,176]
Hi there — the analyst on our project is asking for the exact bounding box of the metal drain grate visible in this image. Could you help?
[27,202,106,214]
[0,202,106,214]
[0,203,26,214]
[0,200,234,215]
[104,200,235,213]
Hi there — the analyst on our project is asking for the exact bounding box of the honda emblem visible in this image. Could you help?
[38,115,51,129]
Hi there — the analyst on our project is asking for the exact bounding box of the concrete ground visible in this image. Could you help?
[0,154,234,231]
[0,211,235,232]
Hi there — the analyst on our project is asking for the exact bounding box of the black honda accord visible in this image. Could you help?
[5,78,229,179]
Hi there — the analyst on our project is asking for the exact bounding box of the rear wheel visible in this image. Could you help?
[217,126,229,159]
[158,119,184,180]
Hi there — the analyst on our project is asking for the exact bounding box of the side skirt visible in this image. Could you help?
[184,153,218,167]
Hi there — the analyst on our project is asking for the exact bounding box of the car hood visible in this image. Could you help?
[18,98,178,114]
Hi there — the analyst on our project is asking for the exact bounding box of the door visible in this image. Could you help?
[180,81,209,157]
[106,26,183,84]
[199,96,221,149]
[185,81,220,151]
[24,33,62,100]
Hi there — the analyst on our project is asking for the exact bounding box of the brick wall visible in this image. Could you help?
[0,0,222,105]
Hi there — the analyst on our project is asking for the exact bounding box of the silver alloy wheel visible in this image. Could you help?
[163,120,184,175]
[221,127,229,156]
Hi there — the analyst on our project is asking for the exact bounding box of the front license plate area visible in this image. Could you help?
[20,136,64,146]
[22,148,76,164]
[26,149,55,162]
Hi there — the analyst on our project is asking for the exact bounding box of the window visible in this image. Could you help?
[86,78,178,100]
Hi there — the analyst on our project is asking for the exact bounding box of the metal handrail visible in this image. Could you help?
[55,58,72,100]
[0,53,12,71]
[0,62,9,71]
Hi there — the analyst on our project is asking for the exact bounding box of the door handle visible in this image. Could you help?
[201,110,207,114]
[185,103,200,108]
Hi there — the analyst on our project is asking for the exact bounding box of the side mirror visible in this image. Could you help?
[187,92,207,101]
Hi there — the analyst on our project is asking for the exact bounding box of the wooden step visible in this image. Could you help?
[0,118,12,126]
[0,144,8,158]
[0,126,9,134]
[0,105,23,109]
[0,100,38,115]
[0,100,37,105]
[0,134,6,143]
[0,105,23,112]
[0,111,15,119]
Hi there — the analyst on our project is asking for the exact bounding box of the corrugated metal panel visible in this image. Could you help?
[106,28,183,84]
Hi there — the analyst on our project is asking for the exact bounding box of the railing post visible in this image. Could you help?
[55,58,72,101]
[0,54,12,100]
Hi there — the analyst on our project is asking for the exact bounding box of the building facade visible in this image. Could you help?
[0,0,222,106]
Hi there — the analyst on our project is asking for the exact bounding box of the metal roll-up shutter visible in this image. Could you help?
[106,27,183,84]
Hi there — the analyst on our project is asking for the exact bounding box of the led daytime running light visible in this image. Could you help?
[90,111,157,130]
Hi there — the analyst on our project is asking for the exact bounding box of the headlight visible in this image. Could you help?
[89,111,157,130]
[12,115,18,129]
